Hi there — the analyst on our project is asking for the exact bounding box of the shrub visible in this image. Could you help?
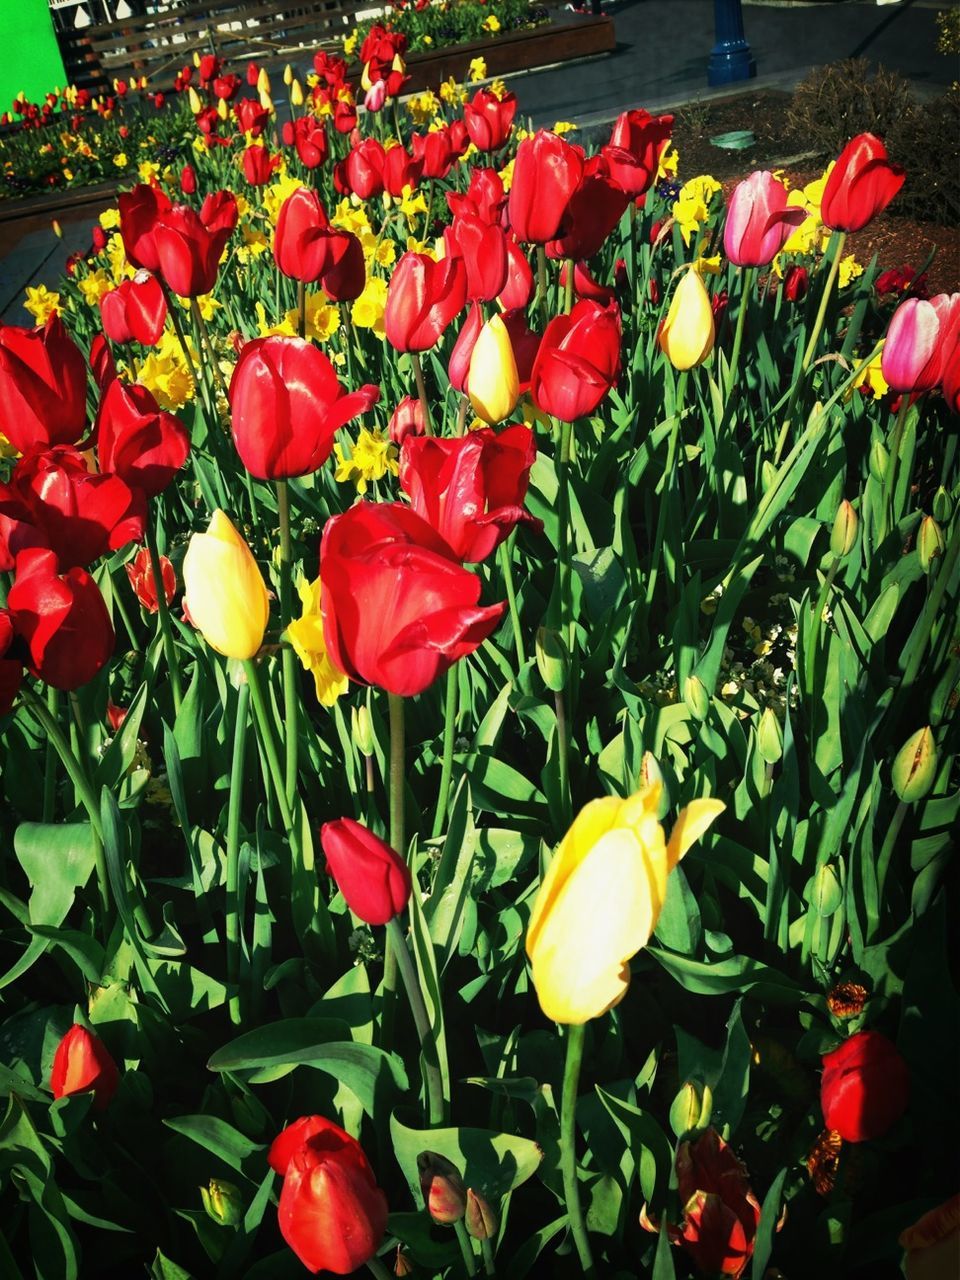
[786,58,915,156]
[886,84,960,224]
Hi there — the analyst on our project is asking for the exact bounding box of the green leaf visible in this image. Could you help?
[95,682,148,789]
[751,1167,787,1279]
[390,1111,543,1203]
[652,1218,677,1280]
[649,946,803,1001]
[595,1087,672,1206]
[162,1115,265,1183]
[149,1251,196,1280]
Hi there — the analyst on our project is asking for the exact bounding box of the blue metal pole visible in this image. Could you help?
[708,0,756,86]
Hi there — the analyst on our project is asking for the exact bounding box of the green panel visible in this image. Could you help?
[1,0,68,109]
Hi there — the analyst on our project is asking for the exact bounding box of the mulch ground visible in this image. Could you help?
[670,89,960,295]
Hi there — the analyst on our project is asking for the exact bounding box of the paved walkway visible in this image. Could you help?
[0,0,955,323]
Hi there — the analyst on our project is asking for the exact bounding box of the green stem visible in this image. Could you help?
[498,538,525,670]
[454,1219,479,1277]
[554,689,571,831]
[276,480,299,807]
[880,396,911,540]
[726,265,754,400]
[563,257,574,314]
[554,417,574,653]
[644,371,688,607]
[241,658,294,833]
[805,557,841,689]
[560,1023,596,1278]
[875,798,908,908]
[226,680,251,1027]
[432,668,457,840]
[412,352,435,437]
[297,279,306,340]
[381,691,406,1045]
[145,514,183,714]
[536,246,548,327]
[192,297,230,403]
[365,1256,394,1280]
[480,1237,496,1276]
[457,392,470,436]
[20,686,109,921]
[386,917,446,1126]
[42,686,58,823]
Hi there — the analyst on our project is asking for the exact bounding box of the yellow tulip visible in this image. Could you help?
[658,267,715,370]
[257,67,271,96]
[216,95,228,121]
[183,510,270,660]
[525,785,724,1024]
[468,314,519,425]
[290,79,304,108]
[283,64,293,86]
[187,86,202,116]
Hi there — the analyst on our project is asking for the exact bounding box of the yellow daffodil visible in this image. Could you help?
[468,315,519,425]
[23,284,60,325]
[674,174,722,247]
[77,268,113,306]
[343,31,358,58]
[286,577,348,706]
[112,152,128,169]
[845,346,889,402]
[182,510,270,660]
[658,267,716,370]
[468,57,487,82]
[350,276,388,337]
[139,330,196,409]
[333,428,398,494]
[482,15,501,32]
[526,786,725,1024]
[838,254,863,289]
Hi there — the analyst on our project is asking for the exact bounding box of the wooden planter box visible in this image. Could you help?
[0,180,121,226]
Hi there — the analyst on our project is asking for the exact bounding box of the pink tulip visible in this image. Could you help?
[722,171,806,268]
[881,293,960,394]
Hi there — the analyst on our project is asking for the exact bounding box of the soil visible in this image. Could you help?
[669,89,960,296]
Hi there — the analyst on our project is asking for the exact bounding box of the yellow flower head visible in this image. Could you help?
[658,266,716,371]
[138,160,160,183]
[439,77,466,106]
[482,14,501,32]
[846,346,889,402]
[333,427,398,494]
[674,174,722,247]
[286,577,349,707]
[468,314,519,425]
[182,510,270,660]
[139,330,196,409]
[23,284,61,325]
[77,268,113,307]
[343,31,358,58]
[838,254,863,289]
[350,275,388,338]
[526,786,724,1023]
[113,152,128,169]
[99,206,121,230]
[468,57,487,82]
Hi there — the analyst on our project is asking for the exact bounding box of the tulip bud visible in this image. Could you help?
[200,1179,244,1227]
[917,516,945,572]
[891,726,937,803]
[418,1152,467,1224]
[830,501,859,559]
[535,626,568,692]
[468,314,520,425]
[193,50,201,67]
[259,89,273,112]
[352,703,374,757]
[464,1188,499,1240]
[683,674,710,722]
[639,751,670,819]
[932,486,952,524]
[761,460,777,492]
[394,1247,414,1277]
[187,86,202,115]
[811,863,842,917]
[283,63,294,86]
[52,219,63,238]
[291,79,305,108]
[669,1080,712,1139]
[257,67,271,95]
[869,440,889,483]
[217,95,228,121]
[182,510,270,660]
[658,267,715,371]
[758,706,784,764]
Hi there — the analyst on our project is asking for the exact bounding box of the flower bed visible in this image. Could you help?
[0,33,958,1280]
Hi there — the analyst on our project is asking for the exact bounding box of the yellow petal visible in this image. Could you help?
[666,799,725,870]
[468,315,519,425]
[183,510,270,660]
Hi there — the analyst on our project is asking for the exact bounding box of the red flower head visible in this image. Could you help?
[508,131,584,244]
[942,340,960,415]
[500,309,541,393]
[275,187,332,282]
[530,299,621,422]
[603,109,674,198]
[246,61,261,87]
[320,231,366,302]
[723,170,806,268]
[8,548,114,689]
[820,133,905,233]
[0,446,145,569]
[499,239,534,311]
[313,50,348,87]
[388,395,425,446]
[292,116,329,170]
[783,264,808,302]
[198,54,221,84]
[154,198,235,297]
[672,1129,762,1278]
[50,1025,119,1110]
[234,97,270,137]
[336,137,385,199]
[319,501,506,697]
[463,88,517,152]
[399,426,542,563]
[333,95,358,134]
[126,545,175,613]
[99,270,167,346]
[820,1030,909,1143]
[213,73,240,101]
[320,818,412,924]
[95,379,190,498]
[0,314,88,454]
[381,144,423,197]
[410,128,456,180]
[180,164,197,195]
[118,182,173,272]
[385,252,467,352]
[445,213,508,303]
[560,260,616,306]
[447,302,483,394]
[242,144,281,186]
[199,190,240,236]
[230,336,379,480]
[269,1115,388,1275]
[546,158,629,261]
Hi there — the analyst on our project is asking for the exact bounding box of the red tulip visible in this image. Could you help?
[399,426,542,563]
[50,1024,119,1109]
[319,501,506,697]
[230,336,379,480]
[95,379,189,497]
[446,167,504,226]
[821,1030,909,1143]
[499,239,534,311]
[546,161,629,261]
[560,260,616,305]
[500,309,541,393]
[275,187,331,281]
[530,300,621,422]
[0,510,47,573]
[242,144,280,185]
[179,164,197,195]
[199,54,220,84]
[270,1115,388,1275]
[292,116,328,169]
[320,818,412,923]
[245,61,261,87]
[8,548,114,689]
[723,170,806,267]
[320,231,366,302]
[463,88,517,152]
[118,183,173,272]
[448,302,483,394]
[0,314,88,454]
[385,252,467,352]
[0,446,145,569]
[603,109,673,197]
[783,264,808,302]
[213,73,240,101]
[445,214,508,303]
[410,128,456,180]
[89,334,117,391]
[820,133,905,233]
[333,96,358,134]
[0,608,24,714]
[313,50,348,87]
[99,270,167,346]
[881,295,950,393]
[508,131,584,244]
[875,264,928,299]
[381,144,423,197]
[126,545,175,613]
[672,1129,761,1279]
[336,137,385,199]
[154,203,234,297]
[234,97,269,136]
[199,190,239,236]
[387,395,425,446]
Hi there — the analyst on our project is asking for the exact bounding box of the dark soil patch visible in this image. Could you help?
[670,89,959,295]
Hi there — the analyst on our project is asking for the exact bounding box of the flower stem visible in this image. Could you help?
[726,264,754,400]
[297,279,306,340]
[365,1256,394,1280]
[191,297,230,403]
[386,917,446,1126]
[381,691,406,1045]
[880,395,911,541]
[455,1220,479,1277]
[42,686,58,822]
[563,257,574,314]
[276,480,299,807]
[480,1237,496,1276]
[145,513,183,714]
[875,798,908,914]
[644,370,688,608]
[554,689,572,832]
[554,417,574,653]
[536,246,548,327]
[225,679,251,1026]
[432,668,457,840]
[560,1022,596,1278]
[241,657,294,833]
[498,537,525,670]
[412,352,435,437]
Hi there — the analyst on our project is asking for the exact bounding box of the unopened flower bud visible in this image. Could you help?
[187,86,202,115]
[932,486,952,524]
[352,704,374,757]
[683,674,710,722]
[394,1246,414,1277]
[917,516,945,573]
[830,500,858,559]
[418,1152,467,1224]
[291,79,305,108]
[758,706,784,764]
[891,726,937,803]
[811,863,842,917]
[51,219,63,239]
[283,63,294,86]
[200,1179,243,1227]
[535,627,568,693]
[257,67,271,95]
[761,460,778,492]
[217,95,228,121]
[464,1187,499,1240]
[669,1080,712,1138]
[639,751,670,819]
[869,440,889,483]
